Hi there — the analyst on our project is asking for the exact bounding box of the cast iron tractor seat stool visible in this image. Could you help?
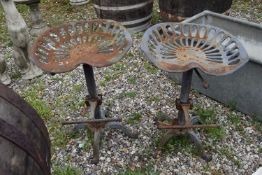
[30,19,138,164]
[140,23,249,161]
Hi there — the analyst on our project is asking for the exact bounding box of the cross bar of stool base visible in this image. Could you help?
[63,64,138,164]
[157,69,218,162]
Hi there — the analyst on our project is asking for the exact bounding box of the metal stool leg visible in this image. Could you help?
[159,130,177,149]
[157,69,217,162]
[83,64,102,119]
[91,129,102,164]
[187,130,212,162]
[106,122,138,139]
[63,64,138,164]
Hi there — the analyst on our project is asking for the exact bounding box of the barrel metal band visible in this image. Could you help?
[127,21,151,33]
[120,14,152,26]
[0,118,50,175]
[0,84,51,156]
[93,0,153,11]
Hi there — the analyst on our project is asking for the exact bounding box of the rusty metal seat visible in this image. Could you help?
[30,19,137,164]
[140,23,249,161]
[30,19,132,73]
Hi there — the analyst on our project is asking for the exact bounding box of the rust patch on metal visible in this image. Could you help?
[62,118,122,130]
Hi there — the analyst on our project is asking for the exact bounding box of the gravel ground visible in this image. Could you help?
[1,0,262,174]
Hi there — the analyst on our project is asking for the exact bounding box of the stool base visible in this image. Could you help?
[63,113,138,164]
[157,117,212,162]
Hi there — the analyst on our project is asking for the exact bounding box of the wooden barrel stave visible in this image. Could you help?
[0,84,50,175]
[0,137,44,175]
[93,0,153,33]
[159,0,232,22]
[0,94,50,169]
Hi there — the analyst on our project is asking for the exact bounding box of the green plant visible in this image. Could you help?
[202,164,224,175]
[226,101,237,111]
[196,107,216,123]
[143,61,158,74]
[251,117,262,133]
[127,113,143,124]
[4,52,12,60]
[50,126,70,148]
[155,111,172,123]
[119,165,160,175]
[218,147,241,167]
[195,107,225,140]
[147,96,161,103]
[51,76,63,81]
[205,127,226,140]
[112,62,125,71]
[127,77,137,85]
[53,165,82,175]
[10,71,22,80]
[228,113,244,133]
[258,147,262,153]
[127,51,134,58]
[151,0,160,24]
[122,91,137,98]
[228,113,241,125]
[161,135,194,154]
[22,83,52,121]
[83,129,93,151]
[72,84,83,93]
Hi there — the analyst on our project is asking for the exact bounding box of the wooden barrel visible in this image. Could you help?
[93,0,154,33]
[0,83,51,175]
[159,0,232,22]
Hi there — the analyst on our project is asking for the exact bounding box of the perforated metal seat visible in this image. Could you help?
[141,23,249,75]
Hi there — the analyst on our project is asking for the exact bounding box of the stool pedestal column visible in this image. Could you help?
[63,64,138,164]
[158,69,218,162]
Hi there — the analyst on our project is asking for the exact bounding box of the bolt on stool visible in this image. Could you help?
[140,23,249,161]
[30,19,138,164]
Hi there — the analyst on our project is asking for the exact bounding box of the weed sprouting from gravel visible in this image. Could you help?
[22,81,52,121]
[127,112,143,124]
[53,165,82,175]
